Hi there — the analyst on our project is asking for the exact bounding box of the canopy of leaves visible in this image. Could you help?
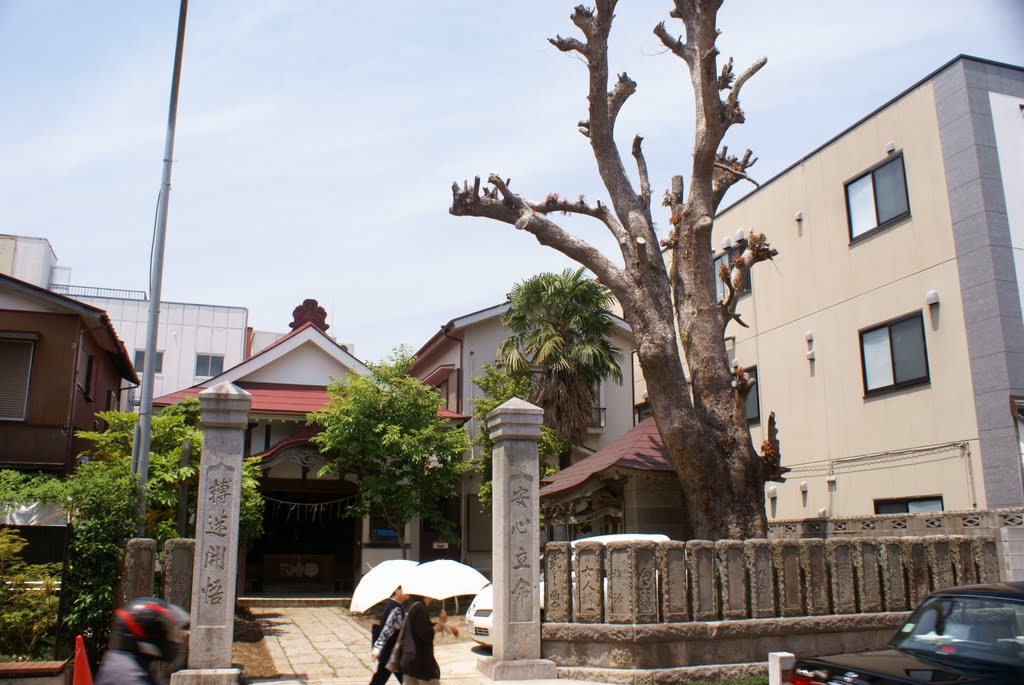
[75,397,264,545]
[499,268,624,455]
[309,346,471,548]
[0,528,61,661]
[471,363,563,512]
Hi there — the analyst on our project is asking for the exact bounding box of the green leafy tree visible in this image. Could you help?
[0,528,61,660]
[499,268,624,468]
[75,397,265,545]
[471,363,565,512]
[309,347,471,558]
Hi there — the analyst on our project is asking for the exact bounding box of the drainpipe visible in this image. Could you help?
[64,327,84,473]
[441,323,466,563]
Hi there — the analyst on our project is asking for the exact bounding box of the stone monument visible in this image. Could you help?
[170,382,251,685]
[477,398,557,680]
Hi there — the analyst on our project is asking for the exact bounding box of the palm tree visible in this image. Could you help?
[499,268,624,468]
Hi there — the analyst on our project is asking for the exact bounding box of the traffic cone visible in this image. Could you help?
[73,635,93,685]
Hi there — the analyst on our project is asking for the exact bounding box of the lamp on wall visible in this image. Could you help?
[925,289,940,306]
[721,236,733,250]
[766,486,778,499]
[884,140,896,154]
[734,229,746,243]
[799,481,808,493]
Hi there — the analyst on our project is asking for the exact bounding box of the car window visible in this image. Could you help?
[892,594,1024,668]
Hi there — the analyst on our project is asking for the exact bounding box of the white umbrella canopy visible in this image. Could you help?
[402,559,490,601]
[349,559,419,613]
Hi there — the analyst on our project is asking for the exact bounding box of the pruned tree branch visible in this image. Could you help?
[632,135,652,215]
[653,21,694,64]
[609,72,637,127]
[725,55,767,112]
[450,174,627,292]
[717,230,777,328]
[549,34,587,58]
[712,146,759,209]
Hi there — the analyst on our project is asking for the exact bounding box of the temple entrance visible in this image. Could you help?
[246,478,359,595]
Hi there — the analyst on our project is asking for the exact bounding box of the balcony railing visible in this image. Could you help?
[51,284,147,301]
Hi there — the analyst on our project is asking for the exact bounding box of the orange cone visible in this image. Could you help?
[73,635,93,685]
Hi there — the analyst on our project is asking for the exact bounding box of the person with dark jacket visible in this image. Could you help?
[369,586,408,685]
[94,597,189,685]
[398,595,456,685]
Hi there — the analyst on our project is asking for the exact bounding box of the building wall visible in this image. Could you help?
[73,295,249,406]
[0,308,124,471]
[713,79,978,519]
[933,60,1024,508]
[0,235,58,289]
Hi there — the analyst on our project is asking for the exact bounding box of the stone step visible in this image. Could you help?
[239,596,351,608]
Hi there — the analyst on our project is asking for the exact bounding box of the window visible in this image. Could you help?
[860,312,929,395]
[0,337,35,421]
[874,496,943,515]
[81,355,95,399]
[194,354,224,377]
[590,381,606,428]
[134,349,164,375]
[745,366,760,424]
[845,153,910,240]
[369,514,398,544]
[713,241,751,302]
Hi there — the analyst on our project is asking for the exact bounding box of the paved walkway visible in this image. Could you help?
[249,605,505,685]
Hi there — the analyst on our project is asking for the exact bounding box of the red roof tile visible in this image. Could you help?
[155,382,470,420]
[539,417,672,499]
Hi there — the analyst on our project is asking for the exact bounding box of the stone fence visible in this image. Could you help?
[540,535,1001,677]
[767,506,1023,540]
[543,535,999,624]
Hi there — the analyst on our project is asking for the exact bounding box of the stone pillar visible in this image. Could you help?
[573,540,605,623]
[688,540,718,621]
[660,541,689,622]
[120,538,157,605]
[171,382,250,685]
[856,540,883,613]
[747,539,775,618]
[802,539,829,615]
[543,542,571,623]
[827,540,856,614]
[774,540,803,617]
[478,398,556,681]
[881,539,908,611]
[718,540,748,619]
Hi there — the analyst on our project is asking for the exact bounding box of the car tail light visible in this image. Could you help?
[790,673,827,685]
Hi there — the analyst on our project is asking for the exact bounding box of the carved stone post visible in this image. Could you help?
[478,398,556,681]
[171,382,250,685]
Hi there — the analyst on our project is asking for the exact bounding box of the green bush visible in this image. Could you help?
[0,528,61,661]
[61,459,137,655]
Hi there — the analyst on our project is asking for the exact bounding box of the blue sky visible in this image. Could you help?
[1,1,1022,362]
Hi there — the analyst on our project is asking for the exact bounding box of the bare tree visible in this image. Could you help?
[450,0,786,540]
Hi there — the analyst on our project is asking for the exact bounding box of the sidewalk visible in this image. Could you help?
[249,605,567,685]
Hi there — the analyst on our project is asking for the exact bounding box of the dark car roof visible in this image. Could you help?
[929,581,1024,601]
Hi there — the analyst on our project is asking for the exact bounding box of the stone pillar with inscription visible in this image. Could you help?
[171,382,251,685]
[478,398,556,681]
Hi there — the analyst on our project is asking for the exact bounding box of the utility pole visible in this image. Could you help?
[132,0,189,535]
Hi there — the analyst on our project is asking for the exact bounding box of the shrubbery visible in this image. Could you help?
[0,528,61,661]
[0,398,265,660]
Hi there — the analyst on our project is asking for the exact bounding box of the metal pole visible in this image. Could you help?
[132,0,189,535]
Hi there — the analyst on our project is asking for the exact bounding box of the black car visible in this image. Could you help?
[791,582,1024,684]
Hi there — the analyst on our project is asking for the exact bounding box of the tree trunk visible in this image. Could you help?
[450,0,775,540]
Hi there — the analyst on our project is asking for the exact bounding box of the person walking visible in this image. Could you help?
[369,586,407,685]
[398,595,456,685]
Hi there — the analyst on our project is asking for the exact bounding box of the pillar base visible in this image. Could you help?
[477,656,557,680]
[169,667,241,685]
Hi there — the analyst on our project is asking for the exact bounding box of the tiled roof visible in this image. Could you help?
[154,381,470,421]
[539,417,672,499]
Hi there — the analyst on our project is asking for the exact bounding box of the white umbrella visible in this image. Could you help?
[402,559,490,601]
[349,559,419,613]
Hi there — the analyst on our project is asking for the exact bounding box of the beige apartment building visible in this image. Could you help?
[693,56,1024,522]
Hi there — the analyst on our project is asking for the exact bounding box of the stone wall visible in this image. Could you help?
[541,534,999,672]
[543,535,999,624]
[767,506,1023,540]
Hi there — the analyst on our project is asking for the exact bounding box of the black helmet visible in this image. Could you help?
[111,597,190,661]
